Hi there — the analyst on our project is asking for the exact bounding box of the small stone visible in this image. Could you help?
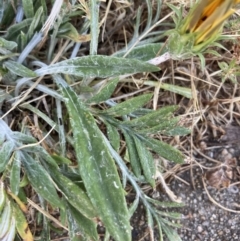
[211,214,216,219]
[197,226,203,233]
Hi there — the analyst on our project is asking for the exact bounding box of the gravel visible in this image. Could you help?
[166,147,240,241]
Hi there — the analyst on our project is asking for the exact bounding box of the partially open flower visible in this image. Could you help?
[167,0,239,59]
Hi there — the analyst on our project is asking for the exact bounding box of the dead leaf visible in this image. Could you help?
[205,153,237,189]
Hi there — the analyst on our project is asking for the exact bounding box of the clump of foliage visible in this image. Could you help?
[0,1,190,241]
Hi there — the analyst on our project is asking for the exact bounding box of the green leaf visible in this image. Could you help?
[51,154,71,165]
[137,117,179,135]
[146,196,184,208]
[48,166,97,219]
[27,6,43,40]
[35,0,48,16]
[20,145,59,168]
[5,19,33,41]
[37,55,159,78]
[114,43,164,61]
[141,137,184,163]
[157,210,182,219]
[90,0,99,55]
[133,136,155,187]
[205,49,222,57]
[161,222,182,241]
[123,105,178,128]
[87,78,119,104]
[58,22,89,42]
[4,60,37,77]
[155,218,163,241]
[19,31,28,51]
[166,3,183,26]
[105,122,120,151]
[12,132,37,144]
[10,152,21,195]
[0,2,15,29]
[67,204,98,241]
[0,140,15,173]
[163,126,190,136]
[146,208,154,232]
[20,151,64,209]
[66,206,82,241]
[0,89,12,106]
[101,93,152,116]
[159,83,192,98]
[22,0,34,18]
[123,130,141,177]
[58,84,131,241]
[17,188,27,203]
[38,148,59,168]
[0,37,17,50]
[161,217,182,228]
[128,196,139,217]
[198,53,206,70]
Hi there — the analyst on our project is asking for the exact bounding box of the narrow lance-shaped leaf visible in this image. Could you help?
[20,151,64,209]
[58,83,131,241]
[58,22,91,42]
[10,152,21,195]
[101,93,153,116]
[141,137,184,163]
[137,117,179,135]
[87,77,119,104]
[122,130,141,177]
[66,205,79,241]
[0,140,15,173]
[123,105,178,128]
[36,55,159,78]
[161,222,182,241]
[22,0,34,18]
[38,196,51,241]
[105,121,120,151]
[133,136,156,187]
[27,6,43,40]
[114,43,164,61]
[11,132,37,144]
[90,0,99,55]
[0,2,15,29]
[0,37,17,50]
[163,126,190,136]
[67,203,98,241]
[4,60,37,77]
[48,165,97,219]
[5,19,33,41]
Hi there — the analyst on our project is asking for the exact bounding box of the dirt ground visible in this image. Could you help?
[130,126,240,241]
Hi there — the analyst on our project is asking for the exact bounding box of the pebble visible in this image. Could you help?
[197,226,203,233]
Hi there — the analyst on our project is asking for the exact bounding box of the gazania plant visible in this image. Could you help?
[0,0,239,241]
[167,0,240,60]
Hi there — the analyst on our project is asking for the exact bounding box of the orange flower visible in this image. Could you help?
[167,0,239,59]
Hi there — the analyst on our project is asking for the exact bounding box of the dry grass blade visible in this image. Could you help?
[27,198,69,231]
